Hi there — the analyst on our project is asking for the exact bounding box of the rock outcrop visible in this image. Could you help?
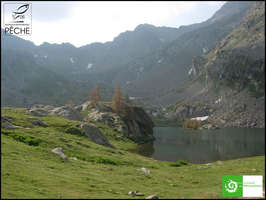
[80,123,115,148]
[124,107,154,140]
[27,104,84,121]
[49,106,84,121]
[86,103,154,142]
[88,109,128,136]
[3,121,23,129]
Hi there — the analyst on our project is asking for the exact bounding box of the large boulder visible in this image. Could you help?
[49,106,84,121]
[80,123,115,148]
[27,108,49,117]
[3,121,23,129]
[28,117,47,127]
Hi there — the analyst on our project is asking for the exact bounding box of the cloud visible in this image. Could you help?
[31,1,74,22]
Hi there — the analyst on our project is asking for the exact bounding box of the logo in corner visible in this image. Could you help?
[12,4,30,22]
[222,176,243,197]
[225,179,238,193]
[3,3,32,35]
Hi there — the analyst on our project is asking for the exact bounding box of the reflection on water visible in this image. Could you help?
[132,127,265,163]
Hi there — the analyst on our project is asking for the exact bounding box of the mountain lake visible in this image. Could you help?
[132,127,265,163]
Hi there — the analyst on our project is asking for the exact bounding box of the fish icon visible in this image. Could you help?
[12,4,30,21]
[13,4,30,15]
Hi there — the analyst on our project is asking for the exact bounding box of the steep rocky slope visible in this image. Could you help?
[167,2,265,128]
[115,1,253,105]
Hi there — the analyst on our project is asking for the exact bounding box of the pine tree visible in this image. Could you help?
[112,84,124,113]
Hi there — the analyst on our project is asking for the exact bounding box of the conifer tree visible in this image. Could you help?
[112,84,124,113]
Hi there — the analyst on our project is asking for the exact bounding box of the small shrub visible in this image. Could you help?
[169,160,188,167]
[65,103,75,108]
[10,134,41,146]
[91,157,119,165]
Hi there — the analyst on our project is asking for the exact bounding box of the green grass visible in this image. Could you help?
[1,107,265,199]
[169,160,188,167]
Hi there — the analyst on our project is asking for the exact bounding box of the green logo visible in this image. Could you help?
[222,176,243,197]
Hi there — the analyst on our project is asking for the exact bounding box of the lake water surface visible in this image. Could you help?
[133,127,265,163]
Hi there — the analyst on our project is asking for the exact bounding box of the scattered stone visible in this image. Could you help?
[39,189,45,195]
[145,194,159,199]
[128,191,144,196]
[70,157,78,161]
[3,121,23,129]
[138,167,151,174]
[136,192,145,196]
[251,168,257,172]
[28,117,47,127]
[51,147,67,161]
[217,161,223,165]
[1,116,13,122]
[197,166,209,170]
[80,123,115,148]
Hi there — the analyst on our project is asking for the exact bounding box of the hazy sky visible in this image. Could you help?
[1,1,225,47]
